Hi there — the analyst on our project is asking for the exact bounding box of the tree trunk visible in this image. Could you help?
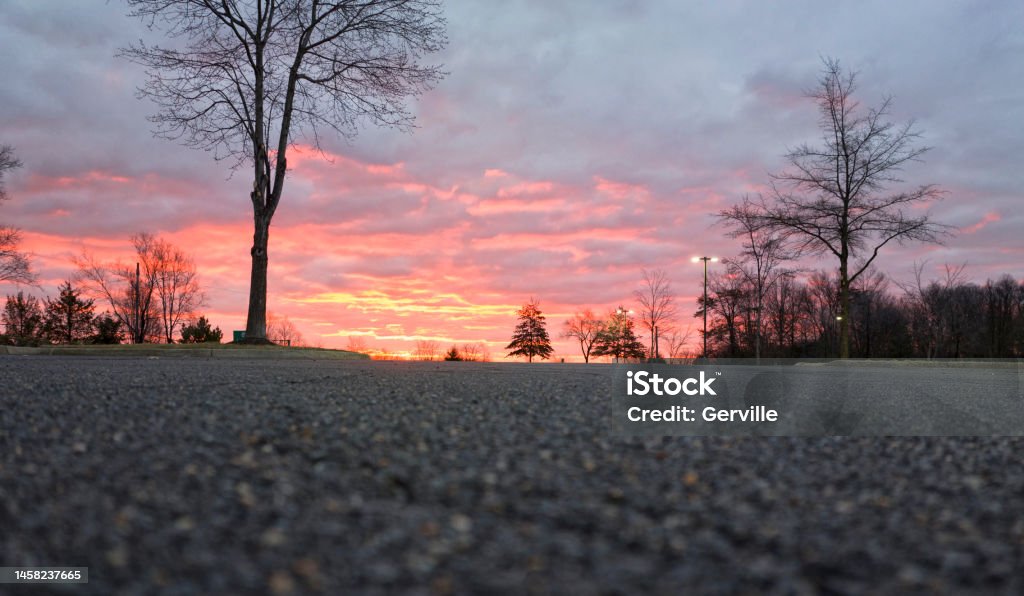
[839,263,851,359]
[243,213,272,344]
[755,298,762,363]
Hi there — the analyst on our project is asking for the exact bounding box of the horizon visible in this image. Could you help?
[1,1,1022,360]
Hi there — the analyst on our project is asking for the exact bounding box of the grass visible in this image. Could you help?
[0,342,370,360]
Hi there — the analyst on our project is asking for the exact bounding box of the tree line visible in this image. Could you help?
[511,58,1018,363]
[503,295,674,363]
[2,279,223,347]
[2,231,224,347]
[698,265,1024,359]
[507,261,1023,364]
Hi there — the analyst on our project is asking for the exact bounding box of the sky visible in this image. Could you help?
[1,1,1022,359]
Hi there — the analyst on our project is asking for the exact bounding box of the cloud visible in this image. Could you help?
[1,1,1022,358]
[961,212,1002,235]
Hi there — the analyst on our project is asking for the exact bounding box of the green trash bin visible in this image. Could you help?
[233,330,245,343]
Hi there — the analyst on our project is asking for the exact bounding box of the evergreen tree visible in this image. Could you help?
[90,313,123,344]
[43,281,96,344]
[179,316,223,343]
[2,291,44,346]
[593,308,647,362]
[443,345,463,361]
[506,298,553,362]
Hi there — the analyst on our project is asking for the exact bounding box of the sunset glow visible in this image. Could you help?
[2,2,1021,359]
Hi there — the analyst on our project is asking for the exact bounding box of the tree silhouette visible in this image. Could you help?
[141,234,204,343]
[91,314,124,345]
[42,281,97,344]
[718,197,794,361]
[634,269,676,359]
[77,233,201,344]
[266,312,304,346]
[0,145,35,285]
[459,342,489,361]
[180,316,223,343]
[592,308,646,361]
[413,339,441,360]
[120,1,446,343]
[750,58,949,358]
[506,298,553,363]
[2,292,44,346]
[561,309,604,363]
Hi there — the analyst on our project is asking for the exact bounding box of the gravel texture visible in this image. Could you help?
[1,356,1023,595]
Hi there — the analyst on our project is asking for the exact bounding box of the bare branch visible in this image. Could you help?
[633,268,677,358]
[119,0,447,340]
[739,57,950,358]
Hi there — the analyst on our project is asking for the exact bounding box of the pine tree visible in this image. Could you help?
[90,313,123,344]
[43,280,96,344]
[506,298,553,363]
[592,308,647,362]
[179,316,223,343]
[2,292,44,346]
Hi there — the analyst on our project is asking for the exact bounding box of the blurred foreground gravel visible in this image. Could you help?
[2,356,1023,595]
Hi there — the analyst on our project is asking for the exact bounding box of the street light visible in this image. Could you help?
[691,256,718,359]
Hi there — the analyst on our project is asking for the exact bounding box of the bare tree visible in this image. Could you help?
[706,272,748,357]
[267,312,304,346]
[753,58,949,358]
[663,325,693,359]
[981,275,1022,358]
[561,309,604,363]
[0,228,35,286]
[634,269,676,359]
[76,253,160,344]
[120,1,446,343]
[719,197,794,361]
[345,335,369,352]
[135,233,204,343]
[413,339,440,360]
[459,341,490,362]
[0,145,35,285]
[76,233,203,343]
[0,145,20,203]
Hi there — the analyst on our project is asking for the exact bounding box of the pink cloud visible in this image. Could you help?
[594,176,650,201]
[6,140,1020,362]
[961,211,1001,234]
[496,180,555,197]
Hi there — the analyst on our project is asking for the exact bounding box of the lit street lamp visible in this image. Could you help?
[691,256,718,359]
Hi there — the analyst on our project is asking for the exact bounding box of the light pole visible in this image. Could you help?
[835,315,843,358]
[692,256,718,359]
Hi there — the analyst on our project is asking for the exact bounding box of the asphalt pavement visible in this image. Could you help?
[2,356,1023,594]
